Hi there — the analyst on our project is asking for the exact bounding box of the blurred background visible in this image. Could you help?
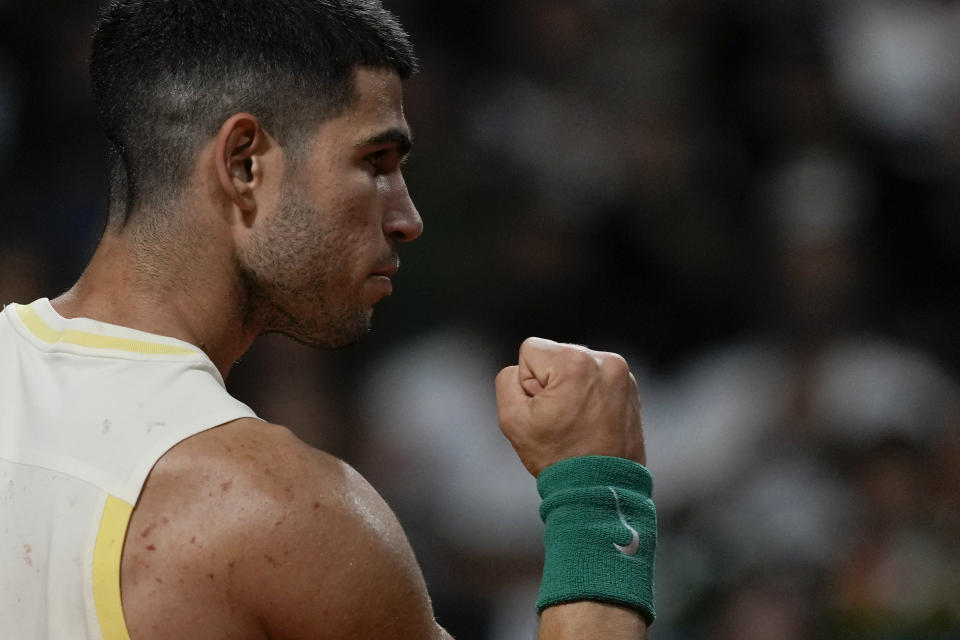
[2,0,960,637]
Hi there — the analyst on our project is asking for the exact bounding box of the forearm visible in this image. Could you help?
[497,341,657,640]
[538,601,648,639]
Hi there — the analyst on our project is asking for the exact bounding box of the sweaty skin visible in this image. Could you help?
[120,419,448,639]
[117,337,649,640]
[53,67,648,638]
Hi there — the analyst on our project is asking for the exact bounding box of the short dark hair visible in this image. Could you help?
[90,0,416,227]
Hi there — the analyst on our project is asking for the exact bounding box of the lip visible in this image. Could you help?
[369,272,394,298]
[372,262,399,279]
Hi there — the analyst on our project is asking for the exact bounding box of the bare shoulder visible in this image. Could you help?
[121,418,444,640]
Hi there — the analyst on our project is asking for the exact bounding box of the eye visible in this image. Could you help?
[364,148,408,177]
[364,150,390,176]
[365,154,384,175]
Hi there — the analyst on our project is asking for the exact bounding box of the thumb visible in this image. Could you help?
[495,365,532,414]
[520,375,545,397]
[517,336,557,397]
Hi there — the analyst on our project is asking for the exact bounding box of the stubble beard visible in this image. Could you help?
[237,184,372,350]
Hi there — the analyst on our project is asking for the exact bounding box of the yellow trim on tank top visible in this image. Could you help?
[94,495,134,640]
[16,303,196,356]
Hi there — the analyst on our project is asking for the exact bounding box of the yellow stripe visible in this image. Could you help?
[16,304,196,356]
[93,495,134,640]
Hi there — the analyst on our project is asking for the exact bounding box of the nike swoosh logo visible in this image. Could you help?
[609,487,640,557]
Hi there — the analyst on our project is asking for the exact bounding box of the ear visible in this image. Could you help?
[214,113,265,214]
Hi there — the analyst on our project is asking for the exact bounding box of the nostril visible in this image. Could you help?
[385,206,422,243]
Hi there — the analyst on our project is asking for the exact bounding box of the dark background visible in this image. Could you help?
[2,1,959,638]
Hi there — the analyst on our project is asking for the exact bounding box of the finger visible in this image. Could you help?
[495,365,529,408]
[494,365,534,441]
[596,351,632,381]
[520,374,545,397]
[517,337,560,392]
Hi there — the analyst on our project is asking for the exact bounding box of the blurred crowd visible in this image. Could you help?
[2,0,959,638]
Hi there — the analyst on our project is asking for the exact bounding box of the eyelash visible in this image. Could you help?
[365,152,384,175]
[366,153,387,175]
[365,150,408,176]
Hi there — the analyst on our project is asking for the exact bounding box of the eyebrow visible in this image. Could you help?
[356,128,413,157]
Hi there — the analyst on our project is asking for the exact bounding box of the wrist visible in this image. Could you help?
[536,455,657,624]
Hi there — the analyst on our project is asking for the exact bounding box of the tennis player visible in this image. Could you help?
[0,1,656,638]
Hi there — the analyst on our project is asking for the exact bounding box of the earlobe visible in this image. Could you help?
[215,113,263,214]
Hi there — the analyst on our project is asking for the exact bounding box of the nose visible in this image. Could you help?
[383,180,423,243]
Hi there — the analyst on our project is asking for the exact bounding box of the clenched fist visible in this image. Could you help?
[495,337,646,477]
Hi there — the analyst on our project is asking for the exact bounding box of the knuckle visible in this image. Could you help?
[600,352,631,378]
[566,347,598,373]
[520,336,551,354]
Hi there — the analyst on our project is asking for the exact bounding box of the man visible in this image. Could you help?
[0,1,656,638]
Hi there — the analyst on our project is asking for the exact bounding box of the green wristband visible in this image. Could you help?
[536,456,657,624]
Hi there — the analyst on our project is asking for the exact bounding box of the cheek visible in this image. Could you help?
[317,218,375,282]
[341,185,389,242]
[290,175,387,279]
[351,179,387,227]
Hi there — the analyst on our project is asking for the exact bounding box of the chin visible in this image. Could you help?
[280,306,373,350]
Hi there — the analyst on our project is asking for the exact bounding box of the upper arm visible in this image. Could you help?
[121,419,448,640]
[235,431,439,639]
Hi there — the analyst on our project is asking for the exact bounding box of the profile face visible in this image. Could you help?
[241,67,422,348]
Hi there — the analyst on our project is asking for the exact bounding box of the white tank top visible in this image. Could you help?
[0,299,258,639]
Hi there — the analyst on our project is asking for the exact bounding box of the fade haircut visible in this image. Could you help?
[90,0,416,228]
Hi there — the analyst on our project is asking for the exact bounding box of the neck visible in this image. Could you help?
[52,223,261,379]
